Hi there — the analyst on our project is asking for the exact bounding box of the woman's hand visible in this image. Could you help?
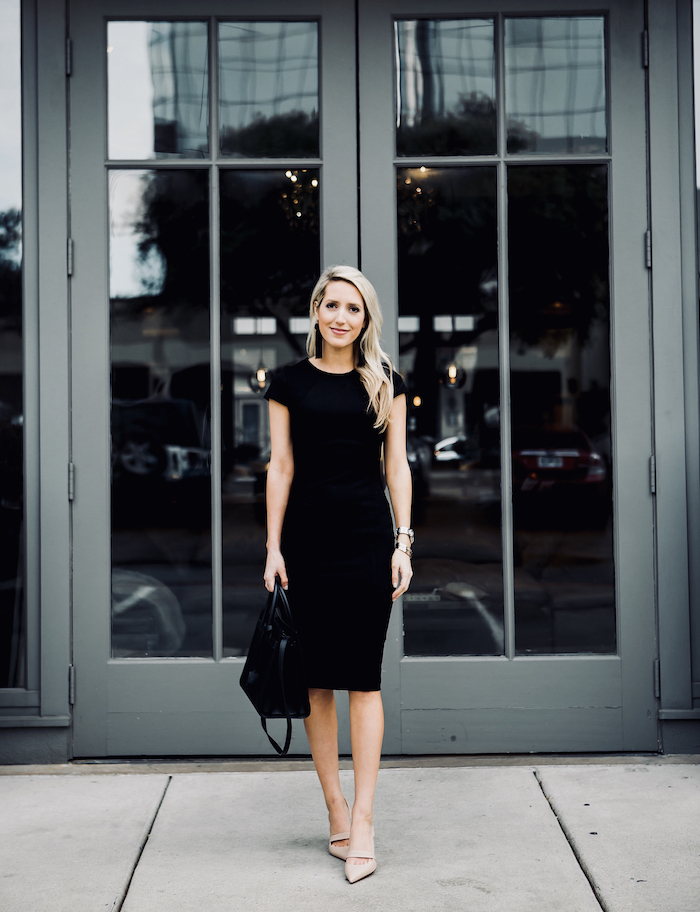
[391,548,413,601]
[264,549,288,592]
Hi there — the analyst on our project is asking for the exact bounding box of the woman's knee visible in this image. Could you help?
[308,687,334,705]
[348,689,382,706]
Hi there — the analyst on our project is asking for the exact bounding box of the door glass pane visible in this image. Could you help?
[219,22,319,158]
[395,20,496,157]
[0,0,24,687]
[505,17,607,154]
[108,21,209,160]
[220,169,320,656]
[109,170,212,657]
[397,167,503,656]
[508,165,614,655]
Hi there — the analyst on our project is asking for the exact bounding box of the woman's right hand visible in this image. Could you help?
[263,549,288,592]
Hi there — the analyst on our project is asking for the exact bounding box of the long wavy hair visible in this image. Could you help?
[307,265,397,431]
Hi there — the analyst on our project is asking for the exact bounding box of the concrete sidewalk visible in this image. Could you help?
[1,757,698,912]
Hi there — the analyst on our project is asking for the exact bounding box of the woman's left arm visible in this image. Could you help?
[384,393,413,601]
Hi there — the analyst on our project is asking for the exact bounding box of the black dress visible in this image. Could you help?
[265,358,408,691]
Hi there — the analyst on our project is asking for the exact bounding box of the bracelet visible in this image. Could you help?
[396,526,415,543]
[395,542,413,558]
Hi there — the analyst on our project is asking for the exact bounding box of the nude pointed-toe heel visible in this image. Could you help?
[328,797,351,860]
[345,826,376,883]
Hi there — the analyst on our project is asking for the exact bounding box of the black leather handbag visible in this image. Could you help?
[239,580,310,755]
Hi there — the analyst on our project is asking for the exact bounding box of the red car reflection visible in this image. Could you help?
[512,427,606,494]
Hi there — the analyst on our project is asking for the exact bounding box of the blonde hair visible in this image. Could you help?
[306,265,397,431]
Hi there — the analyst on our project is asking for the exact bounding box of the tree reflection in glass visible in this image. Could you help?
[508,164,615,654]
[0,0,24,687]
[397,167,504,656]
[219,169,320,656]
[109,169,212,657]
[219,22,319,158]
[395,19,496,157]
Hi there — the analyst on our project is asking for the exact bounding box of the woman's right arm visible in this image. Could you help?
[263,398,294,591]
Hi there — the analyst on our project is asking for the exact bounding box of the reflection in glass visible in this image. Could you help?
[108,21,209,160]
[397,167,503,656]
[395,19,496,157]
[219,22,319,158]
[220,169,320,656]
[505,17,606,154]
[0,0,24,687]
[109,170,212,657]
[508,165,614,654]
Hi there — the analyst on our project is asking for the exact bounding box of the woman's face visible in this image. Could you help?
[315,280,366,353]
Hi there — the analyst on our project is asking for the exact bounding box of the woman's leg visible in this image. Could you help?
[304,687,351,846]
[347,689,384,864]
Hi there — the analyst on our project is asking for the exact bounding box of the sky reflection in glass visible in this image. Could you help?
[505,17,607,154]
[108,21,209,160]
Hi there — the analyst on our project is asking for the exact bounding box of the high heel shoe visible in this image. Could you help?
[345,825,376,883]
[328,797,351,861]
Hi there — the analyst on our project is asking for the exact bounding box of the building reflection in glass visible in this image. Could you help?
[505,17,607,154]
[219,22,319,158]
[219,169,320,656]
[109,170,212,657]
[0,0,24,687]
[397,167,504,656]
[509,165,615,654]
[108,21,209,160]
[395,19,496,157]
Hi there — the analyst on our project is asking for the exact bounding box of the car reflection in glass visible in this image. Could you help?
[433,435,480,464]
[112,398,210,527]
[113,399,210,481]
[512,426,609,528]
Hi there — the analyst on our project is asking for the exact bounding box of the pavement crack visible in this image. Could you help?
[113,775,172,912]
[534,769,609,912]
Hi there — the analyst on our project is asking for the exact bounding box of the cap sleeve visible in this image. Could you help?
[264,367,290,407]
[392,370,408,398]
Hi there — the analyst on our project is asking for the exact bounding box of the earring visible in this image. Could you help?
[315,322,323,359]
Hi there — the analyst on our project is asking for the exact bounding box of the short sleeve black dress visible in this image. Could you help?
[265,358,407,691]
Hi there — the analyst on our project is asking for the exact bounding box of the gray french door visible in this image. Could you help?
[71,0,657,757]
[360,0,657,752]
[70,0,360,756]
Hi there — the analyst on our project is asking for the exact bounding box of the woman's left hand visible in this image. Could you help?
[391,548,413,601]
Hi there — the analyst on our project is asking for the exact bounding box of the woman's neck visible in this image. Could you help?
[313,347,355,374]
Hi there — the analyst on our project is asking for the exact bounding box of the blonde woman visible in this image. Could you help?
[263,265,413,883]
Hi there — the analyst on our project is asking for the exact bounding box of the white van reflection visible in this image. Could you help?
[112,569,186,657]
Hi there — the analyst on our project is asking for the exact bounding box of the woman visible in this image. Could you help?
[263,265,413,884]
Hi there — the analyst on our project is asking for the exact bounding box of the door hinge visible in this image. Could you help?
[653,658,660,698]
[641,30,649,68]
[68,462,75,501]
[649,454,656,494]
[66,38,72,76]
[645,230,652,269]
[68,665,76,705]
[67,238,74,276]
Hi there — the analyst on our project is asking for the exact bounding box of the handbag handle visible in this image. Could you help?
[272,580,295,632]
[260,580,295,755]
[260,634,293,755]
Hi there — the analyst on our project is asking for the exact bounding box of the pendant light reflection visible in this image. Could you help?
[444,363,466,389]
[249,362,269,393]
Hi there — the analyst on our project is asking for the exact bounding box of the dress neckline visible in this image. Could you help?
[306,358,356,377]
